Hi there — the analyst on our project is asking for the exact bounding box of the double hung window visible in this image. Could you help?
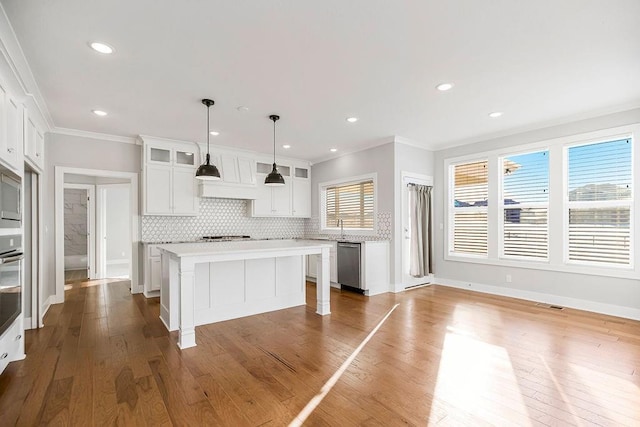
[566,138,632,266]
[501,151,549,259]
[451,160,488,255]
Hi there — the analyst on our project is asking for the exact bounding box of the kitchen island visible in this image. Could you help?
[157,240,332,348]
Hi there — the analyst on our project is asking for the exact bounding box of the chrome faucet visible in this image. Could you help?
[336,219,345,239]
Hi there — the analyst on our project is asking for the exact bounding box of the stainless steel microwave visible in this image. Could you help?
[0,166,21,228]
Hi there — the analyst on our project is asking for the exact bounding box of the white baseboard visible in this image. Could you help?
[434,276,640,321]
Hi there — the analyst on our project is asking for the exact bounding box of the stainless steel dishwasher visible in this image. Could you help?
[337,242,362,290]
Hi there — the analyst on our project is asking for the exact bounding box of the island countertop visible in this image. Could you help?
[156,239,333,258]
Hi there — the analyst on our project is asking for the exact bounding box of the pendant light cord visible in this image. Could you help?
[273,119,276,164]
[207,104,211,156]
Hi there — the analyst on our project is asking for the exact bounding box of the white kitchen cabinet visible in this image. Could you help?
[292,166,311,218]
[251,162,294,217]
[23,107,44,171]
[141,136,199,216]
[0,315,25,375]
[0,84,22,171]
[143,244,162,296]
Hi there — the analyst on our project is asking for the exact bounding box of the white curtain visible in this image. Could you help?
[409,184,433,277]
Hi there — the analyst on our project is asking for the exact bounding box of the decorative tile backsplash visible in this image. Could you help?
[64,189,88,255]
[141,198,393,243]
[141,198,305,242]
[303,212,392,241]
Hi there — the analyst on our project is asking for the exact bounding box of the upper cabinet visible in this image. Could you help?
[23,108,44,171]
[141,136,199,216]
[0,83,26,172]
[250,161,311,218]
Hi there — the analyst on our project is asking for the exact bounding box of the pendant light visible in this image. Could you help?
[265,114,285,186]
[195,98,221,180]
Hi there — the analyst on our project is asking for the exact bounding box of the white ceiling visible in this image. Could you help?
[2,0,639,161]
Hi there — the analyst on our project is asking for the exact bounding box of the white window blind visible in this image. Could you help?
[452,160,488,255]
[501,151,549,259]
[567,138,632,266]
[325,180,374,229]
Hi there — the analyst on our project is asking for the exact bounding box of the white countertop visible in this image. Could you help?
[157,239,333,257]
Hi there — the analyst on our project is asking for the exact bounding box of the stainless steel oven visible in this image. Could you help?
[0,165,21,228]
[0,235,22,337]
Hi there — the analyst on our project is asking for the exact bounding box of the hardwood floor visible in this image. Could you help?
[1,280,639,426]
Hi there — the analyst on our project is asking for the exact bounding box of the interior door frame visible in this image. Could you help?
[401,171,434,289]
[24,166,43,329]
[54,166,140,303]
[63,183,96,279]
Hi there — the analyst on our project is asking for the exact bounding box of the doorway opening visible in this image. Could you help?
[54,167,139,303]
[401,172,434,289]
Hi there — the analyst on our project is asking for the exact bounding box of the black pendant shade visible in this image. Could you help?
[265,114,285,186]
[196,99,221,181]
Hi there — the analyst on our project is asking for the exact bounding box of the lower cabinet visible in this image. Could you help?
[0,316,25,375]
[143,244,162,295]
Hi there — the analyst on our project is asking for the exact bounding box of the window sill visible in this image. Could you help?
[444,254,637,280]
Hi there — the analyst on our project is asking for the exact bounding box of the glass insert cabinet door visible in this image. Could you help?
[149,147,171,164]
[175,150,195,166]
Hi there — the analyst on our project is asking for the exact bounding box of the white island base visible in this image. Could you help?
[158,240,332,349]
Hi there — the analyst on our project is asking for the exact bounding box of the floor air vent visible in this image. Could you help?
[535,303,565,310]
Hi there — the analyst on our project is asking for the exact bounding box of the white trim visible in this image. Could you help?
[55,166,140,303]
[434,276,640,321]
[52,127,137,145]
[106,258,129,265]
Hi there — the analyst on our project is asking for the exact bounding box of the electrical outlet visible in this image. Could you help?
[506,274,512,283]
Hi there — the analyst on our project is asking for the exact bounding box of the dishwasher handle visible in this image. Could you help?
[337,242,361,248]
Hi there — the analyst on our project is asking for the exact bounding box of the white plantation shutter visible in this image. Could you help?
[501,151,549,259]
[325,180,374,229]
[567,138,632,265]
[451,160,488,255]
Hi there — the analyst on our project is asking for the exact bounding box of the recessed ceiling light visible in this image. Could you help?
[330,148,338,152]
[92,109,108,116]
[436,82,454,91]
[488,111,503,118]
[282,144,291,149]
[209,131,219,136]
[89,42,114,54]
[237,106,249,112]
[346,117,358,123]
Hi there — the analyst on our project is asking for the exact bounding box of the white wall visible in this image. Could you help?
[104,185,131,262]
[44,133,141,301]
[433,108,640,317]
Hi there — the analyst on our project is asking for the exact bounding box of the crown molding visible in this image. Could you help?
[52,127,138,145]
